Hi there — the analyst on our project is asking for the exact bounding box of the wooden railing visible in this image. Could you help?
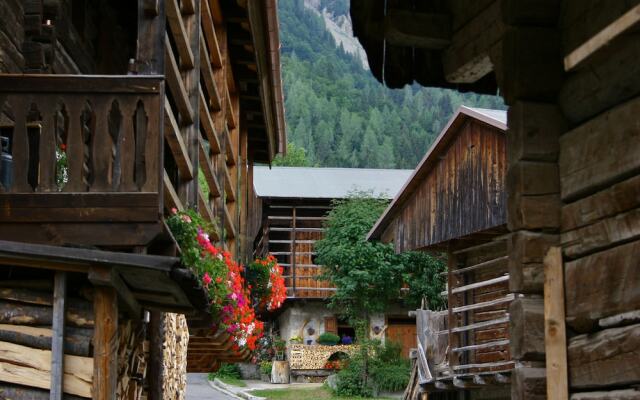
[0,75,164,244]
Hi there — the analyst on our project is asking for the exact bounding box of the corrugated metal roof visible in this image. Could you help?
[253,166,413,199]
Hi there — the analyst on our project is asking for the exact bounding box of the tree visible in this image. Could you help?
[272,142,309,167]
[315,192,446,330]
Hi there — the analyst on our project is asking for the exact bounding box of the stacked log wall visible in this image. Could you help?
[555,2,640,398]
[499,3,565,399]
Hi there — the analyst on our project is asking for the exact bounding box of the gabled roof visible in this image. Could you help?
[253,166,413,200]
[367,106,507,241]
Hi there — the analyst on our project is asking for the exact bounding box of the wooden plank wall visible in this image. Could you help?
[389,120,506,253]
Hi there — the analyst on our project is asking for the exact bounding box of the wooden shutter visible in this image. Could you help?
[324,316,337,334]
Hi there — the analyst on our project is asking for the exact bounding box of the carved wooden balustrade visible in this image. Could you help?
[0,74,165,246]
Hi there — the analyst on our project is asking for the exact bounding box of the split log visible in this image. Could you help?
[559,94,640,202]
[506,102,564,164]
[271,361,290,384]
[0,300,94,327]
[0,383,87,400]
[0,288,52,305]
[509,231,558,293]
[562,174,640,232]
[0,340,93,398]
[0,324,91,356]
[559,34,640,124]
[511,367,547,400]
[501,27,563,105]
[509,297,545,361]
[571,389,640,400]
[561,207,640,259]
[565,240,640,332]
[568,323,640,390]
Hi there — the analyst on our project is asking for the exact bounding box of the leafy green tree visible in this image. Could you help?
[272,142,309,167]
[315,192,446,329]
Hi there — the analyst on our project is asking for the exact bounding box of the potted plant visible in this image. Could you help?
[274,338,286,360]
[260,361,272,382]
[289,335,303,344]
[317,332,340,346]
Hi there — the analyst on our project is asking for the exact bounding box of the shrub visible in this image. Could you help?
[260,361,273,376]
[209,363,241,380]
[318,332,340,345]
[332,340,410,397]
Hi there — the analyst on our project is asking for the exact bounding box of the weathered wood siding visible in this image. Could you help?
[385,119,506,253]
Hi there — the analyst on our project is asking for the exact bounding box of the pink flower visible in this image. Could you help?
[181,214,192,223]
[202,272,212,287]
[171,207,178,214]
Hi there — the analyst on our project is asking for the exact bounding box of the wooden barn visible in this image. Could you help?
[354,1,640,399]
[252,166,420,377]
[0,0,284,398]
[369,106,510,397]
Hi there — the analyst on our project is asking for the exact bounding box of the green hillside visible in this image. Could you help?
[277,0,505,169]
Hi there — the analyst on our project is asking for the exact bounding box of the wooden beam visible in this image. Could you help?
[199,30,221,111]
[544,246,568,400]
[201,0,223,68]
[165,35,195,124]
[164,99,194,180]
[383,10,450,49]
[50,272,66,400]
[93,286,118,400]
[447,274,509,295]
[198,138,221,198]
[564,4,640,71]
[199,88,221,153]
[88,266,142,319]
[163,170,184,212]
[166,0,195,69]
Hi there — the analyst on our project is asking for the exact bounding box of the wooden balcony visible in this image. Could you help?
[415,238,513,390]
[0,74,165,247]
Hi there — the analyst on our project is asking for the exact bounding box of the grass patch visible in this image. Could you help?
[251,386,392,400]
[217,376,247,387]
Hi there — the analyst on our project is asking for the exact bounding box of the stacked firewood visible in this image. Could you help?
[116,320,149,400]
[0,281,94,398]
[161,313,189,400]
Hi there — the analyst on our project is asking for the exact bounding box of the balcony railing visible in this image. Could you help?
[0,74,164,246]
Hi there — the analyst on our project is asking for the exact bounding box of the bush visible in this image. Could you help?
[318,332,340,345]
[331,340,410,397]
[260,361,273,376]
[208,363,241,380]
[369,341,410,392]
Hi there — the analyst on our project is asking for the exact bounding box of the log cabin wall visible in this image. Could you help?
[353,1,640,398]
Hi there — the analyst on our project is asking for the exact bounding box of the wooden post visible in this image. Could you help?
[291,206,297,298]
[148,311,165,400]
[543,246,568,400]
[447,249,459,369]
[50,271,66,400]
[93,286,118,400]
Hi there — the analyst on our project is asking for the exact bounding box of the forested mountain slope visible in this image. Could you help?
[278,0,505,169]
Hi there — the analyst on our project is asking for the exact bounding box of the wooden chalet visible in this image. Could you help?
[369,106,510,397]
[252,166,422,365]
[0,0,284,398]
[355,1,640,400]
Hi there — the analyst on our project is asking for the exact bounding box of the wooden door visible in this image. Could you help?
[324,316,337,334]
[386,323,417,359]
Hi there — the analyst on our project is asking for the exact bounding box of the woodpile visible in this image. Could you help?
[0,280,94,398]
[160,313,189,400]
[115,321,148,400]
[288,344,358,370]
